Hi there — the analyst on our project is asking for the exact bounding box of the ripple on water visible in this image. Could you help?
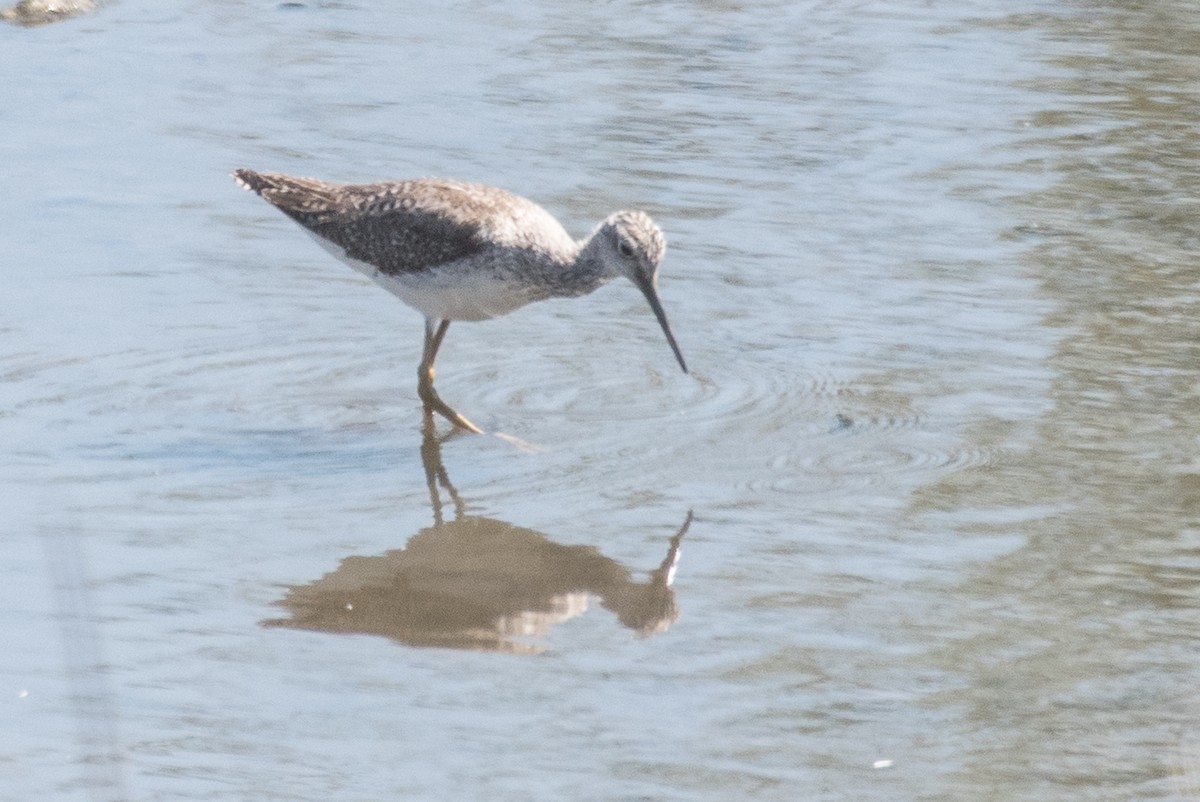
[431,343,995,514]
[611,348,1007,502]
[739,392,1005,500]
[78,311,1005,510]
[464,346,843,430]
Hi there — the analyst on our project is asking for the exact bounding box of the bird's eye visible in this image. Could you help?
[617,239,635,258]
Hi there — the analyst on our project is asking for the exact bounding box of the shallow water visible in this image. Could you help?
[3,1,1200,800]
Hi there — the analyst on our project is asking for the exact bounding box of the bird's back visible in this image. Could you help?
[233,170,577,277]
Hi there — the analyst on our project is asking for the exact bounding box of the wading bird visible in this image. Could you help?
[233,169,686,433]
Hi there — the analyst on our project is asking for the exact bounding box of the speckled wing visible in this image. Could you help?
[233,170,490,276]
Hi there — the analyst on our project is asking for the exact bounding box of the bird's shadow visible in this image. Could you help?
[262,421,691,653]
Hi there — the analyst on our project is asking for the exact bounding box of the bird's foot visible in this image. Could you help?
[419,384,484,434]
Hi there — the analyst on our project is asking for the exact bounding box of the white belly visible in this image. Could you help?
[304,230,538,321]
[374,265,538,321]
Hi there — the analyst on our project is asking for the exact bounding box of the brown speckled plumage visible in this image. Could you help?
[233,171,557,277]
[1,0,95,26]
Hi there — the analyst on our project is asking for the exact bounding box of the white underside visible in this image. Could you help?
[304,231,538,321]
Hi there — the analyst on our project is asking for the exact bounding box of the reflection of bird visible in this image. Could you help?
[233,169,687,433]
[263,422,691,652]
[263,515,688,653]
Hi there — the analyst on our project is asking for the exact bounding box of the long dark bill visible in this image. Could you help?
[634,274,688,374]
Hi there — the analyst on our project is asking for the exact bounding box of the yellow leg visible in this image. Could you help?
[418,319,483,434]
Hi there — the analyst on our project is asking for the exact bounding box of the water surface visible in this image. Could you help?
[3,1,1200,800]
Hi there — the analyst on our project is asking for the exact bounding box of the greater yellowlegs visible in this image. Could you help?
[233,169,687,433]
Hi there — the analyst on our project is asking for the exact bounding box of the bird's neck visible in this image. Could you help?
[562,234,619,297]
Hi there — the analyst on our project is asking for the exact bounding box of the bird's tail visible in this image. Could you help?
[231,168,347,218]
[231,168,278,196]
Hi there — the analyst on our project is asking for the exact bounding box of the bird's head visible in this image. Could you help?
[593,211,687,374]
